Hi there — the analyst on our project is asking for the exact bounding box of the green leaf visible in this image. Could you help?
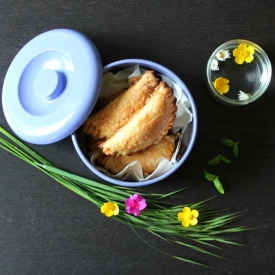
[222,139,239,158]
[204,170,217,181]
[0,126,254,267]
[208,155,221,165]
[222,139,235,147]
[233,143,239,158]
[213,177,224,194]
[220,155,231,163]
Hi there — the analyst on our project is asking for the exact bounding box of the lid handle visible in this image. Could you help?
[33,69,65,101]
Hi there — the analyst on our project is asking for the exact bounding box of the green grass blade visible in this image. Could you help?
[173,240,225,259]
[38,164,133,197]
[0,126,254,266]
[127,218,211,268]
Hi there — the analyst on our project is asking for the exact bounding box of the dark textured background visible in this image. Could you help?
[1,1,275,274]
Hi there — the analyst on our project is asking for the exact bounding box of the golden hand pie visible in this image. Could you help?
[99,82,177,156]
[97,134,176,175]
[93,89,126,111]
[128,75,141,87]
[81,70,161,140]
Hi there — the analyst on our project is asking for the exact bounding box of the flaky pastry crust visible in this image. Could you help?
[97,134,176,175]
[99,82,177,156]
[81,70,160,140]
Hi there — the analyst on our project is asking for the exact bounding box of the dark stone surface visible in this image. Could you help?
[1,1,275,274]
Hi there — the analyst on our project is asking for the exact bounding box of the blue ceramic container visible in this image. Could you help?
[72,59,198,187]
[2,29,197,187]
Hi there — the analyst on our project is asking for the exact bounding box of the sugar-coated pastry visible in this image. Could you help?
[94,76,142,111]
[86,135,100,152]
[93,89,126,111]
[99,82,177,156]
[97,134,176,175]
[128,75,141,87]
[81,70,161,140]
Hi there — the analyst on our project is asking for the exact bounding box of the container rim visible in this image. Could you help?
[72,59,198,187]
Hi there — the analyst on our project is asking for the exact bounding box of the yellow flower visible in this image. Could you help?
[101,202,119,217]
[233,43,255,65]
[212,77,230,95]
[178,206,199,228]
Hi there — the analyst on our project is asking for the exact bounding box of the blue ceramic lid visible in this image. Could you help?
[2,29,102,144]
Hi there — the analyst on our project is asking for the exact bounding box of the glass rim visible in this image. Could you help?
[206,39,272,106]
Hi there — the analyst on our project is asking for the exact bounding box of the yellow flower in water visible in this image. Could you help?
[101,202,119,217]
[233,43,255,65]
[212,77,230,95]
[178,206,199,228]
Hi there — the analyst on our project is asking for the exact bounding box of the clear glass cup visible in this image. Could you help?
[206,39,272,106]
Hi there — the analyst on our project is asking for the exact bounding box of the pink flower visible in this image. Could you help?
[125,194,147,216]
